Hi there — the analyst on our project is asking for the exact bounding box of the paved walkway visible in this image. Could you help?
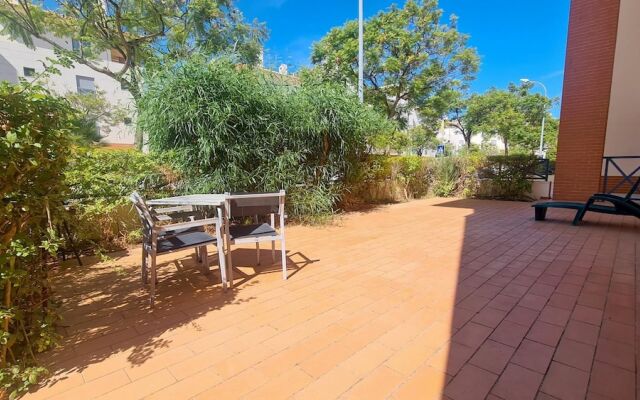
[25,198,639,399]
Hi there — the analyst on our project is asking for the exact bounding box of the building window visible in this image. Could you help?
[23,67,36,77]
[76,76,96,94]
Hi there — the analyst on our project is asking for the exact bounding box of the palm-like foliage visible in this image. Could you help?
[138,58,394,217]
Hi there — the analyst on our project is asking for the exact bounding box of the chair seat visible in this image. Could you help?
[228,223,276,240]
[156,231,216,253]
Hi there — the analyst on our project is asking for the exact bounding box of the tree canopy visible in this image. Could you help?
[0,0,266,99]
[464,83,556,155]
[311,0,479,127]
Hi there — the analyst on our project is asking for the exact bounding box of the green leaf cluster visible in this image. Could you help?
[311,0,478,126]
[138,58,393,219]
[464,83,558,155]
[0,0,266,104]
[63,148,176,246]
[0,82,75,397]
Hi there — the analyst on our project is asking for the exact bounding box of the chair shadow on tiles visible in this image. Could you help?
[225,247,319,288]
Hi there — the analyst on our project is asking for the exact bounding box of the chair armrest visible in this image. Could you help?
[153,217,220,234]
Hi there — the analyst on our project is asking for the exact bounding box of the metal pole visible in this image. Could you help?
[533,81,548,156]
[358,0,364,103]
[539,114,546,155]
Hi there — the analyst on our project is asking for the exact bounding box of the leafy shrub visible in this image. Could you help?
[345,155,430,204]
[429,155,484,198]
[138,58,393,220]
[287,183,340,224]
[431,157,460,197]
[476,154,540,200]
[64,148,177,247]
[0,82,75,397]
[346,154,487,205]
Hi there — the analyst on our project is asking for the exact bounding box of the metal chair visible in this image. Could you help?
[223,191,287,287]
[131,192,205,272]
[130,192,226,306]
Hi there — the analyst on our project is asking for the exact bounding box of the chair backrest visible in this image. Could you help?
[130,192,155,240]
[224,191,285,219]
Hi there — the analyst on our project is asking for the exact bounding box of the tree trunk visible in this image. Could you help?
[1,257,14,367]
[126,67,144,150]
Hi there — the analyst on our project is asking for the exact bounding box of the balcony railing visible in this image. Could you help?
[529,158,553,181]
[602,156,640,198]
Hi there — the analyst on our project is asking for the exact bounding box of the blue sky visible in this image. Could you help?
[239,0,571,115]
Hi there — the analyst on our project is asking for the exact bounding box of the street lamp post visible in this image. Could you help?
[358,0,364,103]
[520,78,548,158]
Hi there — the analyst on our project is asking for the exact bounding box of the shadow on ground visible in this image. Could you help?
[38,244,317,386]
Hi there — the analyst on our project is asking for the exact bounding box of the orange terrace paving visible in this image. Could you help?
[24,198,639,399]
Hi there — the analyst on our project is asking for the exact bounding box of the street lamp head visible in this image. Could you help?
[520,78,530,83]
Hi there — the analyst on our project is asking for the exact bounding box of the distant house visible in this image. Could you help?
[0,32,136,146]
[404,107,505,156]
[438,120,506,155]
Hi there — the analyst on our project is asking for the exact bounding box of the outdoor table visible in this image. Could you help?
[147,194,229,286]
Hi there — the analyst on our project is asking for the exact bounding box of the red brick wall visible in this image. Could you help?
[554,0,621,201]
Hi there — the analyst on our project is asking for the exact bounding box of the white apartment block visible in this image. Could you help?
[0,32,136,146]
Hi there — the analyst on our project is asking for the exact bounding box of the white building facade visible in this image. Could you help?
[404,106,506,155]
[437,121,506,154]
[0,33,136,146]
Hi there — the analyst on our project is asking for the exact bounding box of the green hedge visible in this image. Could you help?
[344,153,541,206]
[64,148,176,248]
[0,82,75,397]
[475,154,541,200]
[344,154,483,205]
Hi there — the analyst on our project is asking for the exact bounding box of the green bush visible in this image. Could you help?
[0,82,75,397]
[431,157,460,197]
[346,154,483,204]
[345,155,430,203]
[64,148,176,247]
[347,153,537,202]
[428,155,482,197]
[476,154,539,200]
[138,58,393,220]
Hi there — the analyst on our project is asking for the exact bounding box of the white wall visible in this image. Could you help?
[603,0,640,175]
[0,33,136,145]
[438,124,506,154]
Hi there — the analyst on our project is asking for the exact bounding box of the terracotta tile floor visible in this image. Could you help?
[25,198,639,400]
